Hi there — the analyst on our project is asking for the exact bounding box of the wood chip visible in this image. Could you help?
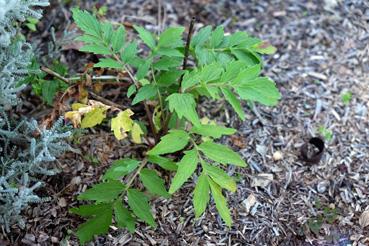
[359,210,369,228]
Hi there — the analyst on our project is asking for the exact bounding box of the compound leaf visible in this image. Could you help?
[169,149,198,194]
[208,178,232,227]
[70,203,112,218]
[166,93,200,126]
[81,107,107,128]
[132,84,157,105]
[75,204,112,244]
[221,88,245,120]
[94,58,122,69]
[147,130,190,155]
[202,162,236,192]
[114,201,135,232]
[103,159,139,180]
[198,141,246,167]
[148,155,177,171]
[158,27,185,48]
[193,173,210,217]
[127,189,156,227]
[134,25,156,49]
[235,77,281,106]
[111,109,134,140]
[140,168,170,198]
[191,124,236,139]
[78,180,125,202]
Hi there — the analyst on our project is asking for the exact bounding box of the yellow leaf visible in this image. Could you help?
[111,109,134,140]
[153,106,162,132]
[131,122,143,144]
[81,107,107,128]
[65,111,82,128]
[72,103,87,111]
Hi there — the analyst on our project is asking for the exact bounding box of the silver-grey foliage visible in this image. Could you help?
[0,0,71,231]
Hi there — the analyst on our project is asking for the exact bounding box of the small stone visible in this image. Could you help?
[273,151,283,161]
[317,180,329,193]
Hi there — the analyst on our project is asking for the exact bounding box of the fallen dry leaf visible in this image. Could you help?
[251,173,274,188]
[359,210,369,228]
[242,193,257,214]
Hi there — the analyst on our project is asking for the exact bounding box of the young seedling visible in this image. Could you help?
[68,8,281,244]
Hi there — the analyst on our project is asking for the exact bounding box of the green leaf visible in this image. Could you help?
[70,203,112,218]
[127,189,156,227]
[80,44,112,55]
[195,46,213,65]
[228,31,250,47]
[251,41,277,54]
[132,84,157,105]
[166,93,200,126]
[136,58,153,79]
[198,141,246,167]
[72,8,101,38]
[148,155,177,171]
[193,173,210,217]
[127,84,137,98]
[103,159,140,180]
[121,42,138,63]
[235,77,281,106]
[111,26,126,52]
[153,56,182,70]
[220,60,248,83]
[75,35,104,45]
[221,88,245,120]
[81,107,107,128]
[114,201,135,232]
[200,63,223,83]
[202,162,236,192]
[101,22,113,44]
[78,180,125,202]
[75,204,112,244]
[181,69,200,91]
[230,49,259,66]
[190,124,236,139]
[41,80,58,105]
[94,58,122,69]
[231,64,261,85]
[191,26,212,47]
[156,47,184,57]
[147,130,190,155]
[157,70,184,87]
[169,149,198,194]
[140,168,170,198]
[158,27,185,48]
[210,26,224,48]
[208,178,232,227]
[133,25,156,49]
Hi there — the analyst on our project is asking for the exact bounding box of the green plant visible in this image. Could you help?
[341,91,352,105]
[307,200,338,235]
[20,60,69,105]
[24,17,39,31]
[318,126,333,141]
[69,9,280,244]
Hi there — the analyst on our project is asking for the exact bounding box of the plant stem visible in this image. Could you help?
[162,17,196,133]
[41,66,70,84]
[124,158,148,191]
[178,17,196,91]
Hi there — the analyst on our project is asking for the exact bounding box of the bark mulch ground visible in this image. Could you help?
[2,0,368,245]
